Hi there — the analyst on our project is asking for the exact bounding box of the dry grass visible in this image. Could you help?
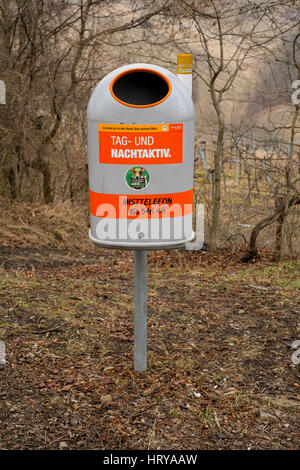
[0,197,93,253]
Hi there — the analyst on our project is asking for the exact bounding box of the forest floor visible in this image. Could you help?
[0,240,299,450]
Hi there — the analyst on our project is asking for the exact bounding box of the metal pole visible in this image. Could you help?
[0,80,6,105]
[134,250,147,372]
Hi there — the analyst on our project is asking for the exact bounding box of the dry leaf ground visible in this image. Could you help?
[0,242,299,450]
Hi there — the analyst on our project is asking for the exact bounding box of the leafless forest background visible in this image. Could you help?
[0,0,299,257]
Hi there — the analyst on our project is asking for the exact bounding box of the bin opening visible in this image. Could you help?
[111,69,171,107]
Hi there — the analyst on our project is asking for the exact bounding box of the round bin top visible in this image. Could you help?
[87,63,194,123]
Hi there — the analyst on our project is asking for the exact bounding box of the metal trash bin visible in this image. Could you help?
[87,63,194,250]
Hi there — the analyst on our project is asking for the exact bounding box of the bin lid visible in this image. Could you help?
[87,63,194,123]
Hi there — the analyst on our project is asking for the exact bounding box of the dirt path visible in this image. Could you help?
[0,247,299,449]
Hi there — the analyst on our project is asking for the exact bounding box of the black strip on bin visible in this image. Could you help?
[112,71,170,106]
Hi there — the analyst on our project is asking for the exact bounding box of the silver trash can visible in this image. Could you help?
[87,63,194,250]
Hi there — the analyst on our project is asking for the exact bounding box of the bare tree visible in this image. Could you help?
[0,0,169,202]
[242,19,300,260]
[174,0,299,251]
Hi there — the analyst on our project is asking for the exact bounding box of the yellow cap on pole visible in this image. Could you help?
[177,54,193,75]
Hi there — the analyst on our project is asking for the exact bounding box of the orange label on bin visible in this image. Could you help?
[98,123,183,164]
[89,189,193,219]
[177,54,193,74]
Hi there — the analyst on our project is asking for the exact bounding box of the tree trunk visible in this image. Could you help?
[280,104,299,258]
[7,167,17,199]
[274,196,284,257]
[29,157,53,204]
[209,121,224,251]
[242,196,300,262]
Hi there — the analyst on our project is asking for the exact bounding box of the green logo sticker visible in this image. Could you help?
[125,166,150,190]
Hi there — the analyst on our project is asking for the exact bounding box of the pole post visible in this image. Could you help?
[0,80,6,105]
[134,250,147,372]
